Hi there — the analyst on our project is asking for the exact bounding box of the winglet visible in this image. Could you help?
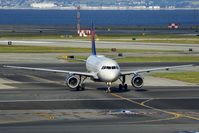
[91,21,97,55]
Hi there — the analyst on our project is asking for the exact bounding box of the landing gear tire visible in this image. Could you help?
[118,84,128,91]
[75,84,85,91]
[80,84,85,91]
[124,84,128,91]
[77,76,87,91]
[119,84,123,90]
[106,88,112,93]
[118,76,128,91]
[76,86,80,91]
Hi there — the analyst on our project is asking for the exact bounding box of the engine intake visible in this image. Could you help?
[131,75,144,88]
[66,75,80,89]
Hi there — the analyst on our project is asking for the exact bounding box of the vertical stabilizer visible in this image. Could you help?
[91,22,97,55]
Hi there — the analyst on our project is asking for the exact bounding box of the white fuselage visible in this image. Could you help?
[86,55,120,82]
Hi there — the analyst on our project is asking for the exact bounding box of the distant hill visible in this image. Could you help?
[0,0,199,9]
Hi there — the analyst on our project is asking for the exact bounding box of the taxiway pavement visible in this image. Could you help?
[0,63,198,133]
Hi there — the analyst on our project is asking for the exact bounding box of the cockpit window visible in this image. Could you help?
[101,66,119,70]
[102,66,106,69]
[112,66,116,69]
[107,66,111,69]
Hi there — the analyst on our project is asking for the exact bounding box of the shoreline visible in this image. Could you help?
[0,8,198,11]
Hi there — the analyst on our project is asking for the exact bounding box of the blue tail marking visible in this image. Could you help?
[91,22,97,55]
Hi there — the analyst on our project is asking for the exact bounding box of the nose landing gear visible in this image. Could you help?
[106,82,112,93]
[105,76,127,93]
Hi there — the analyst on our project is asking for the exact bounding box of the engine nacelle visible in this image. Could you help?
[66,75,80,89]
[131,75,144,88]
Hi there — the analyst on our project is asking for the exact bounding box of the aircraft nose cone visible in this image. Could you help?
[98,70,119,82]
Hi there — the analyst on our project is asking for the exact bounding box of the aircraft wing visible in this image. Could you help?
[3,65,96,77]
[120,64,193,76]
[57,56,86,62]
[68,58,87,62]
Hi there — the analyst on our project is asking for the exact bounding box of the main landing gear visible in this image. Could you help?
[77,76,87,91]
[119,76,128,91]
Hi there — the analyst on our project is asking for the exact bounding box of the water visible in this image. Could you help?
[0,9,198,26]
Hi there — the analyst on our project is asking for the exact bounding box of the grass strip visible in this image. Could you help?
[1,34,199,44]
[1,34,199,39]
[131,40,199,44]
[0,45,179,53]
[117,56,199,62]
[151,72,199,84]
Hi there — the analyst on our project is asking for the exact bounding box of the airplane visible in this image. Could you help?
[3,24,193,93]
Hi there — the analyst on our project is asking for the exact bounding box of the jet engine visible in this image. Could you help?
[66,75,80,89]
[131,75,144,88]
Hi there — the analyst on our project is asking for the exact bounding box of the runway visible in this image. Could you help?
[0,63,198,133]
[0,39,199,51]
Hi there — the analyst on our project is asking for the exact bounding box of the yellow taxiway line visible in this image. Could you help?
[111,93,199,122]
